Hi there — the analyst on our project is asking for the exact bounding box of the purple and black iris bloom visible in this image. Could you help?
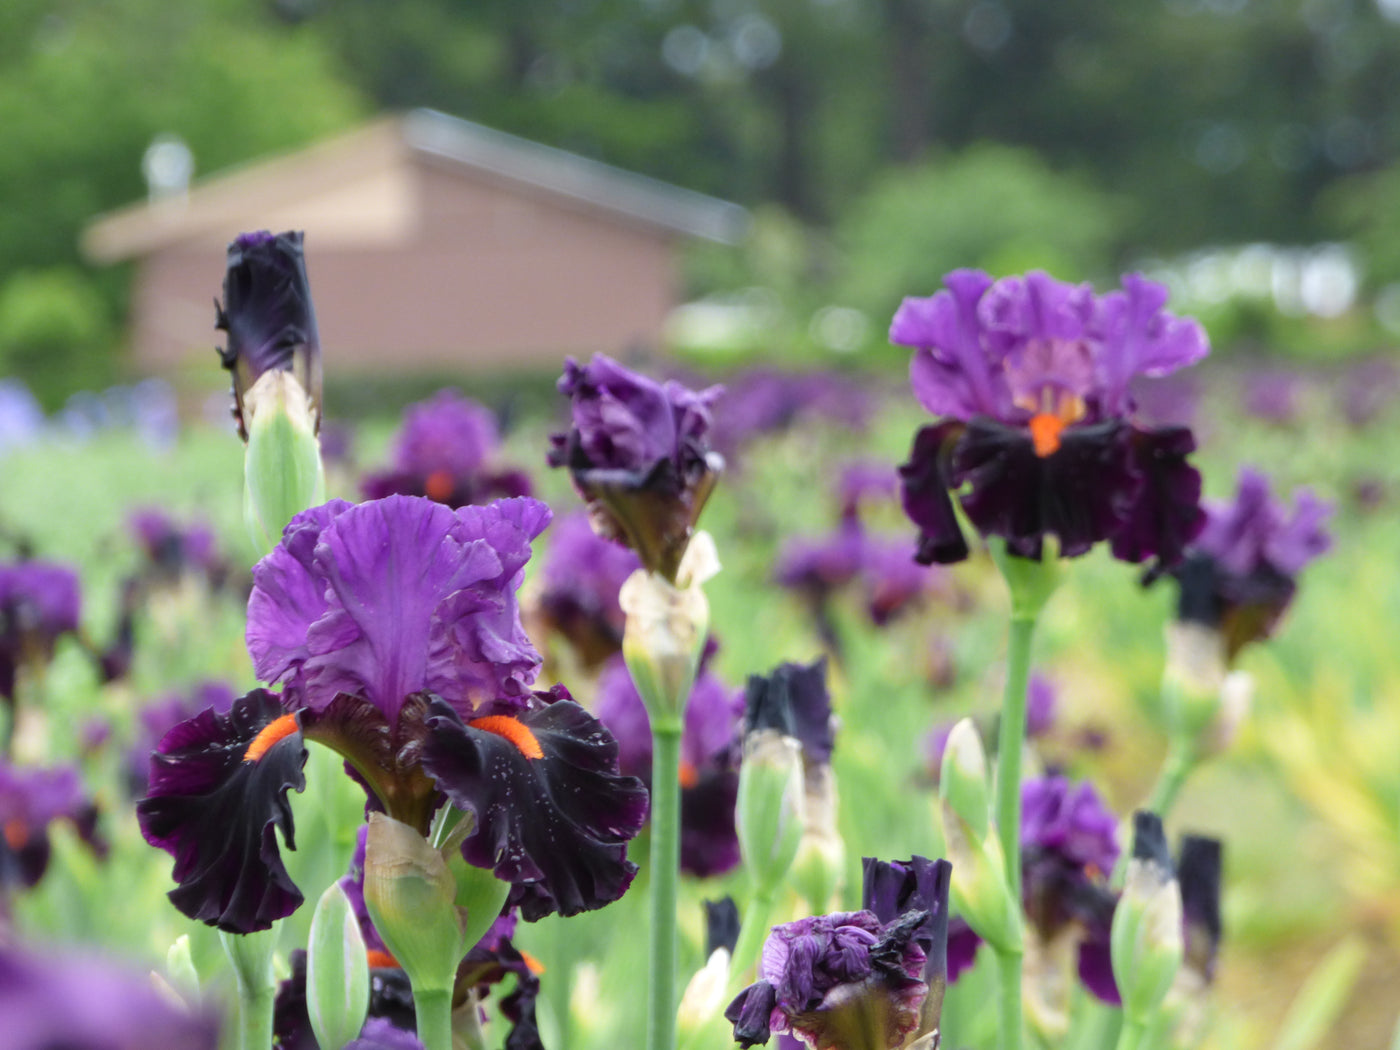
[0,760,105,897]
[216,229,322,440]
[945,775,1122,1002]
[861,855,954,1025]
[725,908,935,1050]
[893,270,1210,568]
[138,495,648,933]
[0,560,81,710]
[0,943,221,1050]
[548,354,723,581]
[535,510,640,669]
[1160,467,1333,661]
[594,652,744,877]
[361,390,533,509]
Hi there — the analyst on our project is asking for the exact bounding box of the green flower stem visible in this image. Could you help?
[413,986,454,1050]
[993,612,1038,1050]
[724,886,777,1002]
[1115,1017,1149,1050]
[1145,740,1196,820]
[648,721,684,1050]
[220,930,276,1050]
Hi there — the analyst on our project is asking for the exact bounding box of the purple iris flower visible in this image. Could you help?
[1242,369,1303,425]
[0,943,220,1050]
[139,495,648,933]
[0,760,105,896]
[945,775,1121,1003]
[594,652,744,877]
[861,855,954,1014]
[1162,467,1333,660]
[893,270,1210,568]
[0,560,81,709]
[361,390,533,509]
[535,510,640,668]
[215,230,322,440]
[726,909,933,1050]
[548,354,723,581]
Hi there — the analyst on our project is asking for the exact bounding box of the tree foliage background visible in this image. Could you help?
[3,0,1400,402]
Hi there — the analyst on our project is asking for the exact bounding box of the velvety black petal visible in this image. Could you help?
[681,767,741,878]
[216,231,321,440]
[1178,835,1223,982]
[421,697,649,920]
[500,969,544,1050]
[743,658,836,767]
[952,418,1138,559]
[706,897,741,956]
[898,422,970,565]
[726,979,777,1047]
[137,689,307,933]
[1110,425,1205,571]
[1169,552,1296,661]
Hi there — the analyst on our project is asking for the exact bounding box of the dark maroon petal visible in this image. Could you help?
[726,980,777,1048]
[898,422,970,565]
[1077,931,1120,1005]
[1110,425,1205,571]
[420,697,648,920]
[1178,835,1223,982]
[945,917,982,982]
[680,768,741,879]
[137,689,307,933]
[953,418,1137,559]
[216,230,321,440]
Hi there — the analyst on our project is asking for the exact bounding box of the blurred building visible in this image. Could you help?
[82,109,747,382]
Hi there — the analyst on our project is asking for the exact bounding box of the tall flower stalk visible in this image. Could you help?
[893,270,1212,1050]
[550,353,724,1050]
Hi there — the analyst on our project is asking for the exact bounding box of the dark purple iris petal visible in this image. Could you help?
[421,696,648,920]
[1076,931,1120,1005]
[744,658,835,768]
[137,689,307,933]
[0,944,221,1050]
[128,681,237,798]
[347,1018,426,1050]
[216,230,321,440]
[953,418,1137,560]
[549,355,723,581]
[894,269,1006,421]
[681,767,741,878]
[945,917,982,982]
[1178,835,1223,982]
[860,856,952,987]
[1110,425,1205,571]
[898,422,970,565]
[727,979,777,1048]
[0,560,81,704]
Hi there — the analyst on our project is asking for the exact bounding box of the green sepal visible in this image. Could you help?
[736,730,806,898]
[243,371,325,555]
[306,881,371,1050]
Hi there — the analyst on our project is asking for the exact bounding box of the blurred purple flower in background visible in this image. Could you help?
[1162,467,1333,660]
[1338,356,1400,428]
[549,354,723,580]
[1241,369,1303,425]
[594,651,744,877]
[361,390,532,508]
[0,943,220,1050]
[535,510,640,669]
[0,760,105,897]
[894,270,1209,568]
[127,507,226,588]
[709,368,873,462]
[0,560,81,712]
[0,379,44,452]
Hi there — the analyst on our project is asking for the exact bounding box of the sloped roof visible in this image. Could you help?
[83,109,748,263]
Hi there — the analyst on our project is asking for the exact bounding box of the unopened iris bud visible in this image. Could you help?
[164,934,200,1006]
[1162,620,1228,744]
[1111,811,1184,1022]
[736,729,805,897]
[618,531,717,727]
[790,762,847,912]
[362,812,469,995]
[217,231,326,551]
[939,718,991,841]
[306,881,370,1050]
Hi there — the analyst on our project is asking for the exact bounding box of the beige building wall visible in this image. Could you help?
[127,155,678,379]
